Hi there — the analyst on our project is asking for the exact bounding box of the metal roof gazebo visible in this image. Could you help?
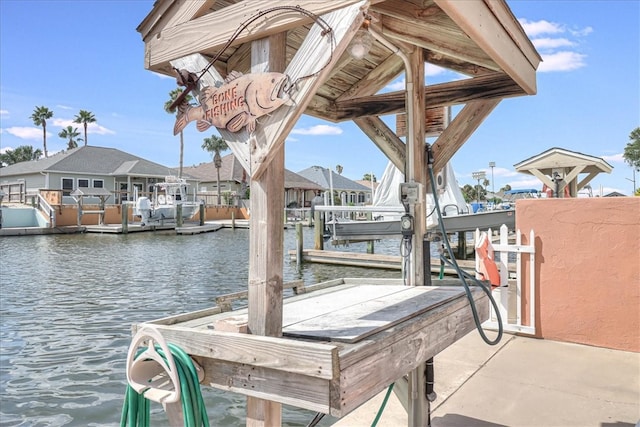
[514,147,613,197]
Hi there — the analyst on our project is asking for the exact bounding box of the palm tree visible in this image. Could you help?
[165,88,193,178]
[58,126,82,149]
[30,106,53,158]
[362,173,376,182]
[202,134,229,205]
[0,145,42,166]
[73,110,96,146]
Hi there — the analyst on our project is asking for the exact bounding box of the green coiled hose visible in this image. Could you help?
[121,343,209,427]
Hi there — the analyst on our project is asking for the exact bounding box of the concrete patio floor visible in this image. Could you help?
[332,331,639,427]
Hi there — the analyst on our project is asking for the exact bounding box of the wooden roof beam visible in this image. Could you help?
[353,116,405,171]
[431,99,500,172]
[331,72,523,121]
[424,49,495,77]
[434,0,540,94]
[143,0,381,72]
[381,15,500,72]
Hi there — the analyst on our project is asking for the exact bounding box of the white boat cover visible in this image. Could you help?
[372,161,469,228]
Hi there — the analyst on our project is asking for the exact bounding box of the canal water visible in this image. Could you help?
[0,228,407,426]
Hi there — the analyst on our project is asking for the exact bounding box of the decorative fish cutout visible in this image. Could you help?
[173,71,291,135]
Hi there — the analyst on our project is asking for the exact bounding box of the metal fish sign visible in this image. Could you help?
[173,71,291,135]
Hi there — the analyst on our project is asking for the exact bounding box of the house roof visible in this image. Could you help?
[183,153,324,190]
[0,146,191,179]
[514,147,613,175]
[284,170,324,191]
[183,153,246,183]
[296,166,370,192]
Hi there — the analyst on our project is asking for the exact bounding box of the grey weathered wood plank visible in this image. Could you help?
[199,358,331,414]
[336,292,488,416]
[283,287,463,343]
[149,324,338,380]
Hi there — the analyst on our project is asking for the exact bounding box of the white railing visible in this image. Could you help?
[37,194,56,228]
[477,224,536,335]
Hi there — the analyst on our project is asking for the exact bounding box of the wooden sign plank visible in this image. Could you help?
[171,1,367,179]
[396,106,449,137]
[170,54,253,173]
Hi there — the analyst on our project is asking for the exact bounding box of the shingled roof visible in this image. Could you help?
[183,153,324,190]
[296,165,370,192]
[0,146,189,179]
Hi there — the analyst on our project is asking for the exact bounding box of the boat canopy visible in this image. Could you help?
[504,189,539,195]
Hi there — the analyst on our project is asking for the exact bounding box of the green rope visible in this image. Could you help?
[121,344,209,427]
[371,383,394,427]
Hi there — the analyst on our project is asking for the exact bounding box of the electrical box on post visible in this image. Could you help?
[399,182,422,204]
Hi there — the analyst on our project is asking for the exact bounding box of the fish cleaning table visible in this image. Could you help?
[135,278,488,417]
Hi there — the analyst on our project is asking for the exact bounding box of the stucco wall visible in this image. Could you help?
[517,197,639,352]
[53,204,249,226]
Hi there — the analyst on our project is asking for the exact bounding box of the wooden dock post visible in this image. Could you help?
[314,211,324,250]
[121,203,128,234]
[76,200,82,226]
[296,222,303,269]
[199,203,205,226]
[246,33,286,427]
[176,204,183,227]
[406,45,430,427]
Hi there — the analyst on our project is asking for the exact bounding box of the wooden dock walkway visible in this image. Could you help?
[288,249,477,275]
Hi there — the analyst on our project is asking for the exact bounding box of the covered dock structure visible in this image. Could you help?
[132,1,541,425]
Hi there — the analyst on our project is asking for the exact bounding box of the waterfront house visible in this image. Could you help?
[296,165,372,206]
[182,153,324,207]
[0,145,197,204]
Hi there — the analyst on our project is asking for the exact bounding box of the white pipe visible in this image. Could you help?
[368,29,413,178]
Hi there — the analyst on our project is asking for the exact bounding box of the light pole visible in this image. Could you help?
[489,161,495,203]
[626,168,637,194]
[472,171,486,204]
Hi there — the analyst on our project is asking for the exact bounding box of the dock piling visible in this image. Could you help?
[176,204,183,227]
[296,223,303,269]
[121,203,128,234]
[314,212,323,250]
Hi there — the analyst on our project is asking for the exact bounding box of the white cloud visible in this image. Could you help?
[519,19,564,37]
[538,51,586,72]
[152,71,174,80]
[570,26,593,37]
[602,153,624,163]
[510,177,543,189]
[56,104,74,110]
[52,118,115,135]
[519,18,591,73]
[426,63,445,77]
[384,65,448,91]
[0,109,8,115]
[3,127,46,140]
[385,79,405,91]
[291,124,342,136]
[532,37,575,50]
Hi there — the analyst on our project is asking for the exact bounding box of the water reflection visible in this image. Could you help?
[0,229,403,426]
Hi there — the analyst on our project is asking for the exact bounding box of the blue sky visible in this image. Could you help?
[1,1,638,195]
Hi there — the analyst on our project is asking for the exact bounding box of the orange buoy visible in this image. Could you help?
[475,232,501,288]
